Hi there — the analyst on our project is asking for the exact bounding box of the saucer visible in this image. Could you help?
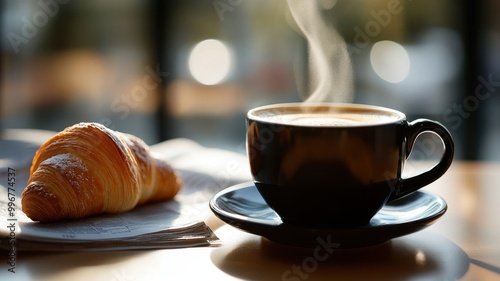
[209,182,447,248]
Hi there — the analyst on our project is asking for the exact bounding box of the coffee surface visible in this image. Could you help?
[262,112,397,126]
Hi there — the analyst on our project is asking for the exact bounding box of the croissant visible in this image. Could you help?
[21,122,182,222]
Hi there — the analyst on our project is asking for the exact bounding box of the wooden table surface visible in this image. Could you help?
[0,130,499,280]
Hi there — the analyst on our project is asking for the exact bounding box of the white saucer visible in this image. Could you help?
[209,182,447,248]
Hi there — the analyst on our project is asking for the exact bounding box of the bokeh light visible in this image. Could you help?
[370,40,410,83]
[188,39,233,85]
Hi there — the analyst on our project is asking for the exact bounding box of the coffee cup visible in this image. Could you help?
[246,103,454,227]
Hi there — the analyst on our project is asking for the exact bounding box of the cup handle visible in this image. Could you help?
[388,119,454,201]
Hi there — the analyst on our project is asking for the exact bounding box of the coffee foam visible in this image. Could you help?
[261,112,398,126]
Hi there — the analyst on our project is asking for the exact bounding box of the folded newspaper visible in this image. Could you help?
[0,130,252,251]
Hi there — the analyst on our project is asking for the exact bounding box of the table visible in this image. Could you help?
[1,131,499,280]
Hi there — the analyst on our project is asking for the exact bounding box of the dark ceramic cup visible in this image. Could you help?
[246,103,454,227]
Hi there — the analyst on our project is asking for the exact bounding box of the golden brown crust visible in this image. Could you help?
[148,154,183,202]
[21,122,182,222]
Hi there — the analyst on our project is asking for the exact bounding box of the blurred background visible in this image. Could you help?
[1,0,499,161]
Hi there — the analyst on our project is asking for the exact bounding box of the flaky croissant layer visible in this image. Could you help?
[21,122,182,222]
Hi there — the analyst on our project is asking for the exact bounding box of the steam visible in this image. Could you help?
[287,0,354,103]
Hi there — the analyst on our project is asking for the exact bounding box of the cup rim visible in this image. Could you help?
[247,102,407,127]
